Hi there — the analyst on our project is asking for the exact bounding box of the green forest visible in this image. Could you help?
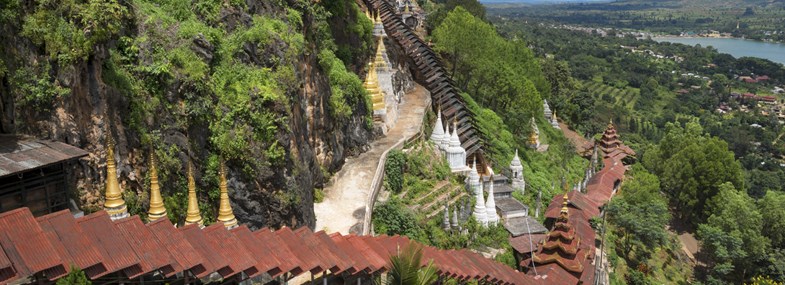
[379,0,785,283]
[487,0,785,42]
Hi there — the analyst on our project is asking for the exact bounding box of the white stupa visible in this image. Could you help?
[430,109,446,150]
[446,120,468,172]
[472,174,488,225]
[510,149,525,194]
[485,178,499,225]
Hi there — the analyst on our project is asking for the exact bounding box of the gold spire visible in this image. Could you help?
[216,160,238,229]
[184,161,204,227]
[364,62,386,112]
[560,192,569,219]
[374,37,388,71]
[104,134,128,219]
[147,151,167,222]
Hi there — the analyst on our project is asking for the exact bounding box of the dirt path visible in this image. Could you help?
[558,122,592,153]
[313,84,430,235]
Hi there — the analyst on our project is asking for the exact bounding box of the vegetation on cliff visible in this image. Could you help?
[0,0,375,229]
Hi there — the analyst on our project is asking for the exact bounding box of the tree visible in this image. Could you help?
[697,183,769,282]
[759,191,785,249]
[607,166,669,260]
[432,7,545,133]
[383,242,439,285]
[56,266,91,285]
[644,122,744,222]
[373,198,422,238]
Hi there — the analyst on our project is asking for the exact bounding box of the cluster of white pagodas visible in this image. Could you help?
[429,109,469,172]
[466,158,500,226]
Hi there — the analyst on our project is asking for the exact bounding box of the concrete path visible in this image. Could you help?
[314,84,430,234]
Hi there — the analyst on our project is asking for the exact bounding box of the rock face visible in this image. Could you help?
[0,0,373,230]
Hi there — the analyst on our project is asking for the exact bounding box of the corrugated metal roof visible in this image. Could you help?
[179,224,230,278]
[0,136,88,178]
[275,227,322,274]
[345,235,387,273]
[252,228,303,276]
[0,205,529,284]
[509,234,547,254]
[146,218,205,278]
[329,233,370,273]
[36,210,104,277]
[293,227,340,274]
[76,211,141,278]
[202,224,258,278]
[0,248,13,282]
[0,208,68,282]
[114,216,171,278]
[313,231,354,274]
[230,226,282,277]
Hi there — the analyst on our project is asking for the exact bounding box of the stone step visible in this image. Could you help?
[425,191,469,219]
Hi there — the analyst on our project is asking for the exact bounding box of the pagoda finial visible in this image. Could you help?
[104,134,128,220]
[184,161,204,227]
[216,159,238,229]
[560,192,569,218]
[147,150,167,222]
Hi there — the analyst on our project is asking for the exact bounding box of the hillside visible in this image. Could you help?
[0,0,375,229]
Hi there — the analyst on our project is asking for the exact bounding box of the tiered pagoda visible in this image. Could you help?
[598,120,621,155]
[597,120,636,160]
[528,194,593,281]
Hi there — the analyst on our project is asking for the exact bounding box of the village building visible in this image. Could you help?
[0,135,88,217]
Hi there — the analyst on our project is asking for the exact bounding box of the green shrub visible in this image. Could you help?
[385,150,406,194]
[22,0,128,63]
[57,266,91,285]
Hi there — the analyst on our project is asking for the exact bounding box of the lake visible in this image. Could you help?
[651,37,785,65]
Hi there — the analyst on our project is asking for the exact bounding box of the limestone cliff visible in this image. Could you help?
[0,0,375,229]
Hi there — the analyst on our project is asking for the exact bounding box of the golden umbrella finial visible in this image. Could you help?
[104,133,128,220]
[184,161,204,227]
[560,192,569,219]
[216,159,238,229]
[147,150,167,222]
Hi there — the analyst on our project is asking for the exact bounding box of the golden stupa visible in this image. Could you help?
[374,37,388,71]
[147,151,167,221]
[104,134,128,220]
[364,62,386,114]
[184,161,204,227]
[216,160,238,229]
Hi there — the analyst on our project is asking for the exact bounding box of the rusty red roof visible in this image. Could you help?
[180,224,231,278]
[114,216,172,278]
[202,224,258,278]
[146,218,206,278]
[346,235,388,272]
[0,249,13,285]
[0,208,68,283]
[294,227,340,273]
[230,226,283,277]
[0,205,528,284]
[314,231,355,274]
[275,227,323,274]
[36,210,105,278]
[77,211,143,279]
[253,228,304,276]
[545,191,600,220]
[329,233,371,273]
[509,234,547,254]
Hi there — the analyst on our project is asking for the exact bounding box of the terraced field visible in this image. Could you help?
[405,180,470,220]
[583,81,640,109]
